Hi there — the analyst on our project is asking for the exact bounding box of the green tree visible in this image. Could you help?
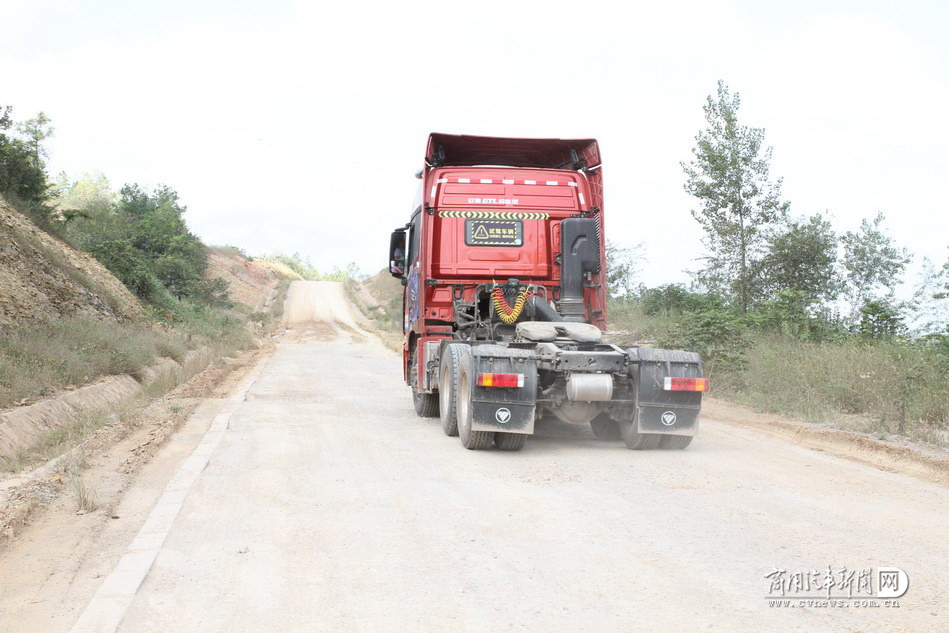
[761,214,839,308]
[0,105,48,204]
[15,112,54,167]
[70,182,214,305]
[56,172,115,211]
[856,299,904,339]
[682,81,790,312]
[121,185,207,298]
[841,212,909,320]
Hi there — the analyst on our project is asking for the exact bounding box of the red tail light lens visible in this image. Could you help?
[663,377,708,392]
[477,373,525,388]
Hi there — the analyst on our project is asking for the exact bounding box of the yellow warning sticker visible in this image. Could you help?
[465,219,523,247]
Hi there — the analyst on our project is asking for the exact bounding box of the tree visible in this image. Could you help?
[856,299,904,339]
[56,172,115,211]
[72,183,213,305]
[909,249,949,335]
[0,105,48,204]
[841,212,910,320]
[761,214,839,308]
[15,112,54,167]
[605,240,643,298]
[120,185,207,298]
[682,81,790,312]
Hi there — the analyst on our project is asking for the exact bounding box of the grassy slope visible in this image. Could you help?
[0,232,287,409]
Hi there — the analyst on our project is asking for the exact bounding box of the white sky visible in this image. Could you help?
[3,0,947,290]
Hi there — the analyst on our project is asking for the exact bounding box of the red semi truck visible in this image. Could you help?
[388,134,706,451]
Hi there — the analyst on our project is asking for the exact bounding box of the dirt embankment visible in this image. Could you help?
[205,250,288,311]
[0,200,142,328]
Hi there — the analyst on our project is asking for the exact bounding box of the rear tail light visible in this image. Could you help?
[477,373,525,388]
[663,377,708,392]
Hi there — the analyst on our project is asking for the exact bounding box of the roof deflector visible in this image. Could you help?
[426,133,600,171]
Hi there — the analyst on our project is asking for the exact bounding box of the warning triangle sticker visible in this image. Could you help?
[473,224,490,240]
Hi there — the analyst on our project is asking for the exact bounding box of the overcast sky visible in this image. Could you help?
[3,0,947,290]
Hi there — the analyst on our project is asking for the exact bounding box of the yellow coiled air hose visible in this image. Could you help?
[492,287,532,324]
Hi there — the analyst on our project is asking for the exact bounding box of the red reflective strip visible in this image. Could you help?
[477,373,524,388]
[663,377,708,392]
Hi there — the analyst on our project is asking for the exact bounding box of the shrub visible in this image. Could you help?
[656,309,751,378]
[640,284,723,316]
[90,239,158,299]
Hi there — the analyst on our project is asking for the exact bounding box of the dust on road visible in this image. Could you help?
[2,281,945,633]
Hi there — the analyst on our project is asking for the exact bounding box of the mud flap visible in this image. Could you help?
[626,348,703,436]
[470,346,537,434]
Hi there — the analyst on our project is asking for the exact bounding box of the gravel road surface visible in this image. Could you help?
[37,282,949,632]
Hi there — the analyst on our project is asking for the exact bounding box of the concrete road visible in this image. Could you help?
[70,282,947,633]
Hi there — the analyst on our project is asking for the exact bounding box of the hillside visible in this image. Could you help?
[0,201,290,411]
[205,248,286,311]
[0,200,142,327]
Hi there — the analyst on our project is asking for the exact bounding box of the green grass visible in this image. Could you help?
[0,318,189,408]
[722,335,949,444]
[606,299,676,342]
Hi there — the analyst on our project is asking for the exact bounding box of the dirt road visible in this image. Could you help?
[2,281,946,633]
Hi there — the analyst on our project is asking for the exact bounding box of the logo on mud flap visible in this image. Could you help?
[661,411,677,426]
[495,407,512,424]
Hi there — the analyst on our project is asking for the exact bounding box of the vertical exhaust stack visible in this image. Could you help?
[559,218,599,322]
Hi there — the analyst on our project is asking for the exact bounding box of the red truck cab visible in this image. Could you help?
[388,134,704,451]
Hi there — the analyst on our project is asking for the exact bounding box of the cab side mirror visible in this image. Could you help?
[389,228,407,278]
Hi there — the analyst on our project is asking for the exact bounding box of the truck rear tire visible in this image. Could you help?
[455,346,494,450]
[413,388,439,417]
[495,432,526,451]
[659,435,693,449]
[409,345,439,418]
[619,419,661,450]
[438,344,463,436]
[590,413,621,440]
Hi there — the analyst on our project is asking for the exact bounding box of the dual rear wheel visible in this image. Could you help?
[426,347,691,451]
[613,417,692,450]
[438,344,525,451]
[591,414,692,449]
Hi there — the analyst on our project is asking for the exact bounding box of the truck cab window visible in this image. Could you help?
[407,208,422,265]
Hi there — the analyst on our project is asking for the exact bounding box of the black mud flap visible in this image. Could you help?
[627,348,703,436]
[470,345,537,434]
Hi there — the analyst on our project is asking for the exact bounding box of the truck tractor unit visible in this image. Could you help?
[388,134,706,451]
